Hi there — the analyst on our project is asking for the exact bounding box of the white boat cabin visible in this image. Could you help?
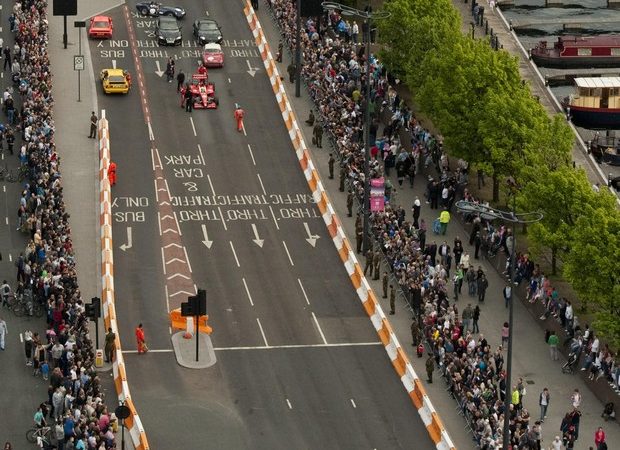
[571,77,620,109]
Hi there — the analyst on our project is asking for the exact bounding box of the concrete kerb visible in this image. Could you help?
[98,112,150,450]
[242,3,455,449]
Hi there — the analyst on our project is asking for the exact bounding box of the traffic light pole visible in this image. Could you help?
[94,315,99,349]
[195,314,199,362]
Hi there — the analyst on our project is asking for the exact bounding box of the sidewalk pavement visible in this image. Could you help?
[256,5,618,449]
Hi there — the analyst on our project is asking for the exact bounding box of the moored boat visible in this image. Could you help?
[564,77,620,130]
[531,36,620,69]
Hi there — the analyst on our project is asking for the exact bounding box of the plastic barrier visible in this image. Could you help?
[242,3,456,450]
[99,110,150,450]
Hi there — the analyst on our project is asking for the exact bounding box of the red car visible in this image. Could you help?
[202,43,224,68]
[180,73,218,109]
[88,16,113,39]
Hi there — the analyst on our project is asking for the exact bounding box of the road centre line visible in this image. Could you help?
[286,399,293,409]
[297,279,310,305]
[189,116,197,137]
[242,277,254,306]
[268,205,280,230]
[213,342,382,351]
[242,122,247,137]
[282,241,294,266]
[312,312,328,345]
[157,211,162,236]
[218,206,228,230]
[350,399,357,408]
[256,318,269,347]
[247,144,256,165]
[207,174,216,196]
[160,248,167,275]
[153,179,159,203]
[164,284,171,314]
[256,173,266,195]
[183,246,193,273]
[229,241,240,267]
[197,144,206,165]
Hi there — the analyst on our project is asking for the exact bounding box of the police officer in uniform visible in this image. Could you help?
[346,190,353,217]
[364,248,373,276]
[339,165,346,192]
[373,250,381,280]
[389,284,396,315]
[328,153,335,179]
[355,221,363,254]
[426,354,435,383]
[313,122,323,148]
[382,271,388,298]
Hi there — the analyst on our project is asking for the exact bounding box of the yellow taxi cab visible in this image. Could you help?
[100,68,131,94]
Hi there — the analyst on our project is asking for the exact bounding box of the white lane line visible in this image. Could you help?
[229,241,240,267]
[297,279,310,305]
[256,173,266,195]
[228,78,232,83]
[157,211,162,236]
[160,248,167,275]
[197,143,206,165]
[286,399,293,409]
[350,399,357,408]
[173,211,183,236]
[5,217,8,225]
[218,206,228,230]
[19,333,23,343]
[207,174,216,196]
[164,284,171,315]
[8,254,12,262]
[242,122,247,136]
[282,241,294,266]
[247,144,256,165]
[269,205,280,230]
[189,116,197,136]
[312,312,328,345]
[242,277,254,306]
[256,318,269,347]
[123,349,174,354]
[183,246,193,273]
[153,179,160,203]
[213,342,382,351]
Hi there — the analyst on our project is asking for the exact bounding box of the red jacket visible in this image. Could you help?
[595,429,606,445]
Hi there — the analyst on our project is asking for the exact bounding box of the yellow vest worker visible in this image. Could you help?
[439,210,450,235]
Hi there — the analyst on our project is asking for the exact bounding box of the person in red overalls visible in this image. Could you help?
[135,323,147,354]
[234,103,245,132]
[107,161,117,186]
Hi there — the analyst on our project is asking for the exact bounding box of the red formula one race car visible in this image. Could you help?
[180,72,219,109]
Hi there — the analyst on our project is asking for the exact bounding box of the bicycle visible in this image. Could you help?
[5,168,18,183]
[26,425,51,444]
[12,291,44,318]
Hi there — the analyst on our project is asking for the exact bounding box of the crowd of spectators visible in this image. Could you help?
[268,1,616,448]
[3,1,117,449]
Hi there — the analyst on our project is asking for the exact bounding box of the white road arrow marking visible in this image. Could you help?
[251,223,264,248]
[201,224,213,249]
[155,60,165,77]
[246,60,260,77]
[303,222,320,247]
[120,226,133,251]
[112,59,117,69]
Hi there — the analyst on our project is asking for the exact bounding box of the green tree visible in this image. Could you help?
[378,0,461,82]
[563,200,620,347]
[519,167,597,275]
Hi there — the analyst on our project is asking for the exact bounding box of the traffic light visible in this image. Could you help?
[181,289,207,317]
[86,297,101,320]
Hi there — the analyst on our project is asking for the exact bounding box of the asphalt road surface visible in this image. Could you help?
[90,1,436,448]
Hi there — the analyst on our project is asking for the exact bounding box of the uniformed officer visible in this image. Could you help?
[339,166,346,192]
[313,122,323,148]
[373,250,381,280]
[355,222,363,254]
[411,320,420,347]
[382,271,388,299]
[346,190,353,217]
[328,153,335,179]
[389,284,396,315]
[364,248,373,276]
[426,354,435,383]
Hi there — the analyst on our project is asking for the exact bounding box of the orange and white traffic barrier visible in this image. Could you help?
[99,110,150,450]
[243,4,456,450]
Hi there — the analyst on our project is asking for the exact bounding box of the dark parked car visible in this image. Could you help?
[155,16,182,46]
[193,18,223,45]
[136,1,185,19]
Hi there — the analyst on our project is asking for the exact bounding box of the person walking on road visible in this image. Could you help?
[477,273,488,302]
[426,354,434,383]
[0,317,7,350]
[88,112,98,138]
[472,305,480,333]
[104,327,116,363]
[166,57,175,83]
[328,153,335,179]
[539,387,550,422]
[439,208,450,235]
[3,47,11,71]
[548,331,560,361]
[184,86,193,113]
[176,70,185,92]
[234,103,245,132]
[503,283,512,308]
[135,323,148,354]
[595,426,607,450]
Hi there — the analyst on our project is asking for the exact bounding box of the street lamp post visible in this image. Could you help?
[321,2,390,253]
[455,199,543,449]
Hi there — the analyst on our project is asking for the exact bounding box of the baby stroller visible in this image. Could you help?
[562,352,578,374]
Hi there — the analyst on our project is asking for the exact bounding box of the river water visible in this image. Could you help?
[500,0,620,176]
